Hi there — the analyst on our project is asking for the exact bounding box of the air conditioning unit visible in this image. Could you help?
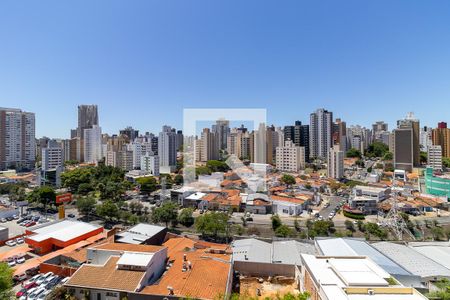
[368,289,375,296]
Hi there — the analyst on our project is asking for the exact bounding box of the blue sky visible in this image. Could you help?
[1,0,450,138]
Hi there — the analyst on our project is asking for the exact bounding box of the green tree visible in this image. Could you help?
[294,218,301,232]
[275,225,293,237]
[271,214,282,231]
[444,157,450,169]
[174,174,184,185]
[420,151,428,164]
[136,176,158,194]
[77,182,93,195]
[345,220,355,232]
[426,278,450,300]
[96,200,119,222]
[365,141,389,158]
[152,202,178,227]
[313,220,335,236]
[76,197,96,220]
[281,174,296,186]
[382,152,393,161]
[206,160,229,172]
[346,148,362,158]
[196,166,212,176]
[178,208,195,227]
[27,186,56,210]
[195,212,229,238]
[0,262,13,299]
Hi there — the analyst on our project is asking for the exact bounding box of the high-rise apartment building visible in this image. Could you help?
[42,140,63,171]
[140,151,160,176]
[212,119,229,152]
[284,121,310,162]
[276,140,305,172]
[199,128,219,162]
[432,122,450,158]
[158,125,177,172]
[327,146,344,179]
[333,118,347,152]
[428,145,442,170]
[84,125,103,163]
[396,112,420,168]
[420,126,433,152]
[393,127,414,172]
[77,105,98,138]
[119,126,139,142]
[0,107,36,170]
[310,109,333,160]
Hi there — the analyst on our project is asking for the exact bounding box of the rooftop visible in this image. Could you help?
[141,237,232,299]
[26,220,102,243]
[115,223,166,244]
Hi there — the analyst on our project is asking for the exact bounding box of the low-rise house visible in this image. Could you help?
[271,195,309,216]
[65,243,168,300]
[241,193,272,214]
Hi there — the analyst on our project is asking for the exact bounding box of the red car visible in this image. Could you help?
[25,221,36,227]
[16,288,27,297]
[24,282,37,290]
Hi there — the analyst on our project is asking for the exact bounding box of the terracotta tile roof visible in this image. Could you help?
[201,193,219,202]
[141,237,231,299]
[66,256,145,292]
[93,242,165,253]
[271,195,306,204]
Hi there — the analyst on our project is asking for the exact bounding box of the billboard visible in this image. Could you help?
[56,193,73,204]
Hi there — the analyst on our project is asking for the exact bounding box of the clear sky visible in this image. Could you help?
[1,0,450,138]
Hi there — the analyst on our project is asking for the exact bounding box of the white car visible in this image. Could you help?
[16,237,24,244]
[20,287,38,300]
[28,287,46,300]
[5,240,16,247]
[25,274,42,286]
[43,274,57,285]
[36,272,53,285]
[7,260,16,267]
[16,256,26,264]
[60,277,70,285]
[37,290,51,300]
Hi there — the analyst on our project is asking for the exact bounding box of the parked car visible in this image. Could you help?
[36,272,53,285]
[16,237,24,244]
[37,289,51,300]
[16,288,28,298]
[5,240,16,247]
[13,273,27,282]
[25,221,36,227]
[0,218,6,223]
[60,277,70,285]
[25,274,42,286]
[12,214,19,220]
[25,267,40,276]
[16,256,26,264]
[7,260,16,267]
[68,213,75,218]
[20,287,38,300]
[24,281,38,290]
[27,287,46,300]
[6,216,13,221]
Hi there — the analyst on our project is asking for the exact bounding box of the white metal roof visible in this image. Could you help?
[372,242,450,278]
[185,192,207,200]
[27,220,101,242]
[117,252,154,267]
[409,244,450,270]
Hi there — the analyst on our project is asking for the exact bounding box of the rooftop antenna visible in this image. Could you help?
[382,175,415,240]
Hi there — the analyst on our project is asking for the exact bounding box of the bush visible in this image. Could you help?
[343,210,365,219]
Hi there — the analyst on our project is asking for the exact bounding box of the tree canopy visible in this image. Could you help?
[281,174,296,186]
[346,148,362,158]
[152,202,178,227]
[178,208,195,227]
[195,212,230,238]
[206,160,230,172]
[0,263,13,299]
[365,142,389,158]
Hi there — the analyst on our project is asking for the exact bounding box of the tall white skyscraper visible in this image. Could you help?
[310,108,333,159]
[0,108,36,170]
[42,140,63,171]
[158,125,177,172]
[84,125,103,163]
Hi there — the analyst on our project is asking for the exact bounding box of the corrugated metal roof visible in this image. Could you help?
[372,242,450,278]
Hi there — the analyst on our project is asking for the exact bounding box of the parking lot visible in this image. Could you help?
[319,196,346,220]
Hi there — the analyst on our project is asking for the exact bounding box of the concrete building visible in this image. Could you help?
[119,126,139,142]
[0,107,36,171]
[327,146,344,179]
[333,118,347,152]
[432,122,450,158]
[275,140,305,172]
[200,128,219,162]
[83,125,103,163]
[76,105,98,139]
[428,145,443,170]
[420,126,433,152]
[310,108,333,159]
[140,151,160,176]
[284,121,310,162]
[158,126,177,172]
[42,140,63,171]
[300,253,428,300]
[394,113,420,171]
[115,223,167,245]
[212,119,229,152]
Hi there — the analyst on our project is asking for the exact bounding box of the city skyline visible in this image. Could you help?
[2,1,450,137]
